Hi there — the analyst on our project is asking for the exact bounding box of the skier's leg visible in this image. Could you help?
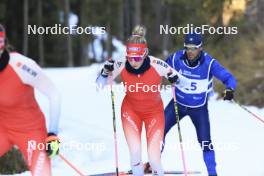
[0,125,12,157]
[10,127,51,176]
[145,111,165,176]
[121,100,143,176]
[163,99,186,152]
[189,104,217,175]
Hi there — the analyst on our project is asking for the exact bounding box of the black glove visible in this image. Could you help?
[101,60,114,77]
[223,88,234,101]
[45,132,60,158]
[167,72,179,84]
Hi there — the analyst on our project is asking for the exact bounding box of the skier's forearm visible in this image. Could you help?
[222,75,237,90]
[211,61,237,90]
[36,75,61,134]
[47,88,61,134]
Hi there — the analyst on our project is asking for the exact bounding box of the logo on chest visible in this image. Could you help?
[179,69,201,78]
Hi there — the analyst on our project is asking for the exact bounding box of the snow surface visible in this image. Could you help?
[2,64,264,176]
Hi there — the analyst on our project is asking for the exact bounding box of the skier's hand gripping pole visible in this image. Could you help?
[45,133,60,158]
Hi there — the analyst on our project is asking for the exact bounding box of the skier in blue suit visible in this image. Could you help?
[162,33,237,176]
[144,32,237,175]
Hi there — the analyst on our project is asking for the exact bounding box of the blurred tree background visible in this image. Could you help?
[0,0,263,173]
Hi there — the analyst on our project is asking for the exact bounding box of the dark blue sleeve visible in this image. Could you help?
[211,60,237,90]
[165,54,174,68]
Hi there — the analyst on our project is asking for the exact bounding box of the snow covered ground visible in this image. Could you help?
[3,64,264,176]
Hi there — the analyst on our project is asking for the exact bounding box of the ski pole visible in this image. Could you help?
[232,100,264,125]
[58,153,86,176]
[109,76,119,176]
[172,86,188,176]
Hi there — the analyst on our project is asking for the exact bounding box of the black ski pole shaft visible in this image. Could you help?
[110,78,119,176]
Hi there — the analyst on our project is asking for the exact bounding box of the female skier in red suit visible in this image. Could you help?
[97,25,189,176]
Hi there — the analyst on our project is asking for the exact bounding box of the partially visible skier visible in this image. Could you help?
[96,25,190,176]
[0,24,61,176]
